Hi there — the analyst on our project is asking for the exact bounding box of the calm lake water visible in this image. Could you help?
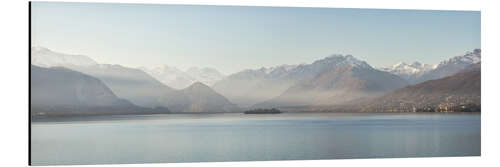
[31,113,480,165]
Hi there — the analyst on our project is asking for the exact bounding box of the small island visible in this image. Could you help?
[244,108,282,114]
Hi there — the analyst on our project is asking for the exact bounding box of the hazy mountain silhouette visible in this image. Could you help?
[158,82,239,113]
[65,64,174,108]
[31,65,132,107]
[31,65,171,117]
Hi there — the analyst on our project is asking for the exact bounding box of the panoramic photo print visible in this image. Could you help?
[29,2,480,166]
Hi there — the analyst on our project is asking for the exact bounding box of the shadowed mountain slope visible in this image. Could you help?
[360,67,481,112]
[31,65,171,117]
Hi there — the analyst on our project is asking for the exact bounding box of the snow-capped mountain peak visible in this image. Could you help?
[261,64,299,74]
[379,61,432,82]
[141,65,225,89]
[149,65,186,76]
[140,65,195,89]
[381,49,481,84]
[31,46,98,67]
[410,61,425,67]
[392,62,408,68]
[186,67,225,86]
[435,49,481,68]
[313,54,373,70]
[386,61,433,74]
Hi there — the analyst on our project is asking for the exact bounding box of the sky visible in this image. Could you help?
[31,2,480,75]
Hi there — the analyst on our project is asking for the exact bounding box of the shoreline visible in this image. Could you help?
[31,111,480,123]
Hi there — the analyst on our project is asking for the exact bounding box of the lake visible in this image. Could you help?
[30,112,481,165]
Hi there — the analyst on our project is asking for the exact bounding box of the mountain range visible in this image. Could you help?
[380,49,481,84]
[30,46,481,115]
[214,55,407,109]
[30,47,236,114]
[252,55,408,110]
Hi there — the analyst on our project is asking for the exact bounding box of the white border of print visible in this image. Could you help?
[1,0,499,167]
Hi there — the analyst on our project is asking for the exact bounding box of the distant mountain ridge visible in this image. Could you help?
[31,46,98,67]
[379,61,433,83]
[254,55,408,110]
[31,46,237,113]
[416,49,481,83]
[214,54,407,108]
[140,65,225,89]
[186,67,226,86]
[31,46,176,107]
[381,49,481,84]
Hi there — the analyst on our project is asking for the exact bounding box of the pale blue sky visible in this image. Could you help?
[31,2,480,74]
